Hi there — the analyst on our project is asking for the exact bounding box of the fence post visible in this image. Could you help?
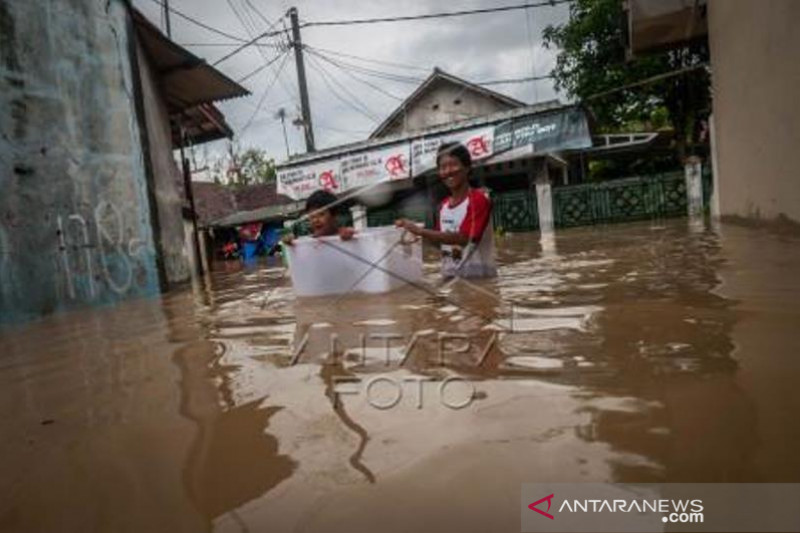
[535,160,555,234]
[350,204,367,230]
[684,156,704,218]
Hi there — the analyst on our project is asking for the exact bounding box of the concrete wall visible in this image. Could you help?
[708,0,800,225]
[136,41,191,286]
[379,79,516,137]
[0,0,160,323]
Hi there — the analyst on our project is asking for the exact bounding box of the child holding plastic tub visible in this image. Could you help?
[281,189,355,246]
[395,142,497,278]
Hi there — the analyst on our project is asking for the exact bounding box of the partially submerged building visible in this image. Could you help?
[0,0,247,323]
[625,0,800,227]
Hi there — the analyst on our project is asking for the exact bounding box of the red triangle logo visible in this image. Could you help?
[529,494,555,520]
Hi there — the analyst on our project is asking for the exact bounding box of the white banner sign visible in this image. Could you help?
[341,143,410,191]
[277,159,342,201]
[411,125,495,176]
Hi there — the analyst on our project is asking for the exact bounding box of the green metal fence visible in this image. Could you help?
[489,171,701,232]
[491,189,539,232]
[553,172,687,227]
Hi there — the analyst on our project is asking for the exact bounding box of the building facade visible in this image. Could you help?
[0,0,245,323]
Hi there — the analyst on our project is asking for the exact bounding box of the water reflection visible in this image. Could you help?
[1,219,799,532]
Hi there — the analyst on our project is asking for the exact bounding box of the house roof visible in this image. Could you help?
[191,182,236,226]
[192,182,298,228]
[132,10,249,112]
[369,68,527,139]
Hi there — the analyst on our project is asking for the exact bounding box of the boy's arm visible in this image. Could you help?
[395,219,469,246]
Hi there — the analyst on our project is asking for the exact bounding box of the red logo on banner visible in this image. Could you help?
[466,136,490,157]
[319,170,338,190]
[385,155,407,178]
[528,494,555,520]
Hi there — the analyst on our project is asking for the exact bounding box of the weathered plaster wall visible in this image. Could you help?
[708,0,800,225]
[0,0,160,323]
[379,80,516,137]
[136,40,191,285]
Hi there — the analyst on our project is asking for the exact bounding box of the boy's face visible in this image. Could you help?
[437,154,469,192]
[308,208,337,237]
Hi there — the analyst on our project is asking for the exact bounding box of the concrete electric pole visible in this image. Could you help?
[288,7,315,153]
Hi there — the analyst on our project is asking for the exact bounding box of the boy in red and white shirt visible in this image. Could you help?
[396,142,497,278]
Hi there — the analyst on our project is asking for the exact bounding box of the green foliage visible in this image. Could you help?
[237,148,277,186]
[543,0,710,160]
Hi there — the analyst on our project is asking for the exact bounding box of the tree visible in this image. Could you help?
[219,146,277,187]
[238,148,277,186]
[543,0,710,161]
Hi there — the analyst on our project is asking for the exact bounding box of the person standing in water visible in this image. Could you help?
[282,189,356,245]
[395,142,497,278]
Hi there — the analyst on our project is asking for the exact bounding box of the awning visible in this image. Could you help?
[624,0,708,55]
[276,104,593,201]
[171,103,234,145]
[132,10,249,112]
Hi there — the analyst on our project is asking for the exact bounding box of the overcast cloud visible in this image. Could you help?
[131,0,570,172]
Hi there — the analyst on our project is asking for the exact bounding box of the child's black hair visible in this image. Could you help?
[436,142,472,169]
[305,189,340,215]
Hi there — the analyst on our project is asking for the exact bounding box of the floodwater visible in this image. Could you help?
[1,219,799,532]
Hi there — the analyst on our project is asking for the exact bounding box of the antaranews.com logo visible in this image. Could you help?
[521,483,800,533]
[528,493,704,524]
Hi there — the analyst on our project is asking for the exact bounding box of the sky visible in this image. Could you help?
[131,0,570,176]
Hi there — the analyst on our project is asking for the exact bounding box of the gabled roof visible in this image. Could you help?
[369,68,526,139]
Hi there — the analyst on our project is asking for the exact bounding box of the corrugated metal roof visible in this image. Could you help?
[132,10,249,112]
[172,103,234,145]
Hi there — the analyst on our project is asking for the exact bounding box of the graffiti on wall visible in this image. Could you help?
[55,200,149,301]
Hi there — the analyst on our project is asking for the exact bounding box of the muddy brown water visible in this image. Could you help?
[1,219,799,532]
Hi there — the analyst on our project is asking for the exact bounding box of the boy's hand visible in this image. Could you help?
[395,218,421,235]
[338,227,356,241]
[281,232,295,246]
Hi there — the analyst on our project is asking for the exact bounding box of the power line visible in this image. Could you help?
[478,74,553,85]
[585,63,709,101]
[305,47,405,101]
[305,45,431,73]
[236,48,289,84]
[222,0,297,111]
[148,0,248,42]
[305,54,380,123]
[304,47,425,84]
[211,17,290,66]
[179,42,282,48]
[298,0,571,28]
[308,45,551,88]
[239,52,292,135]
[242,0,272,28]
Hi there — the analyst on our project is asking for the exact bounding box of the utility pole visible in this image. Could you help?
[163,0,171,37]
[275,107,290,159]
[288,7,315,153]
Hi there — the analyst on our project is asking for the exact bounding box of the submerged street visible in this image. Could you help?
[2,219,799,532]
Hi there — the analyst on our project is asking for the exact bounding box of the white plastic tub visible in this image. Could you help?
[283,226,423,297]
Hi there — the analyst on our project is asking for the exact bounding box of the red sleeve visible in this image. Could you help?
[459,189,491,241]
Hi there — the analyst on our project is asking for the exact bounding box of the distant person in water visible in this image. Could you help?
[282,189,355,245]
[395,142,496,278]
